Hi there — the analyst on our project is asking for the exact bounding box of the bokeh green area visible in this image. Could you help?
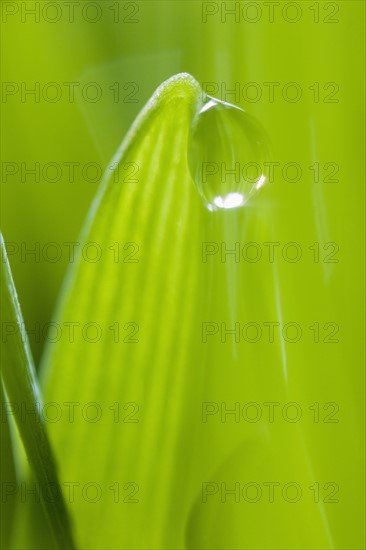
[1,1,365,549]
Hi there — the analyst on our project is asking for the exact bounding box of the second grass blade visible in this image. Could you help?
[0,233,76,549]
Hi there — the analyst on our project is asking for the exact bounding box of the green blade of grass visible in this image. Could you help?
[0,233,76,550]
[27,73,207,549]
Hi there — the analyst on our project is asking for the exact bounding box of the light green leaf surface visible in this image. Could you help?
[0,234,75,550]
[38,73,208,549]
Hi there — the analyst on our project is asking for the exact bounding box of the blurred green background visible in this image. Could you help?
[1,1,365,548]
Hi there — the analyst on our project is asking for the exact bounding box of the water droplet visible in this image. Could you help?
[188,97,270,211]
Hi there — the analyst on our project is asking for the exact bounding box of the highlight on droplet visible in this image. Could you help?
[188,96,270,211]
[210,192,245,211]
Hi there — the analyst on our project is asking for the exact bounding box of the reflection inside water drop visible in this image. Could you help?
[188,96,270,211]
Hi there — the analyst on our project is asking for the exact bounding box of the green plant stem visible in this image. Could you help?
[0,233,76,550]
